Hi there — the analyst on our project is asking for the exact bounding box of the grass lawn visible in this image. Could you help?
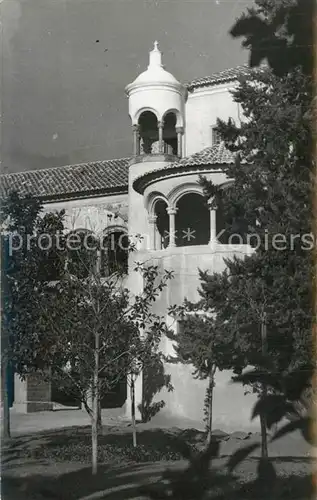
[2,425,312,500]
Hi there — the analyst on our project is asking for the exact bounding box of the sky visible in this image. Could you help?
[2,0,252,174]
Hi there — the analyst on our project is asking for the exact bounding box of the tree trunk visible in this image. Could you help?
[131,375,137,447]
[91,406,98,475]
[206,367,216,445]
[1,357,10,439]
[260,312,268,459]
[97,388,102,433]
[91,331,100,475]
[260,410,268,459]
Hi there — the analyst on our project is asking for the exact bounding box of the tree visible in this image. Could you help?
[168,300,241,445]
[1,192,173,474]
[1,192,66,437]
[195,61,313,457]
[38,260,172,473]
[1,238,11,439]
[228,0,317,458]
[117,262,174,448]
[229,0,315,77]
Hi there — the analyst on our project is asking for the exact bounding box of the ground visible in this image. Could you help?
[2,409,312,500]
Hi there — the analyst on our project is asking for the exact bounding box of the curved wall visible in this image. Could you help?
[135,243,258,431]
[125,79,257,431]
[128,86,185,126]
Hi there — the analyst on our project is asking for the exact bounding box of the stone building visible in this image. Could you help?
[1,42,257,431]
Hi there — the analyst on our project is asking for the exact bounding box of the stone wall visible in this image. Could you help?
[14,373,52,413]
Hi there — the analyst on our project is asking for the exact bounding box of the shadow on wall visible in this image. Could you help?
[139,356,173,423]
[52,376,127,409]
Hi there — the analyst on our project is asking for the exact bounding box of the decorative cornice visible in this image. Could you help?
[132,143,240,194]
[133,164,224,194]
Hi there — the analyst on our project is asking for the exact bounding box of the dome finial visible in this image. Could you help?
[149,40,162,67]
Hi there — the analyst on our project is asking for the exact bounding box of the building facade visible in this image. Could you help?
[1,43,258,431]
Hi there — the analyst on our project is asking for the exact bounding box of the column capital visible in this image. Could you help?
[166,207,178,215]
[176,126,184,134]
[148,215,157,224]
[157,120,164,128]
[207,196,217,210]
[132,123,140,132]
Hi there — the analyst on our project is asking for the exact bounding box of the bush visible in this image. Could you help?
[23,440,197,464]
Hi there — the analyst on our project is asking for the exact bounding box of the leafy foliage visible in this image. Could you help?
[138,351,173,423]
[195,0,315,482]
[168,301,241,440]
[1,192,174,471]
[199,66,313,383]
[229,0,315,77]
[1,193,67,375]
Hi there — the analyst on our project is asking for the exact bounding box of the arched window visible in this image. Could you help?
[66,230,98,279]
[138,111,158,154]
[175,193,210,247]
[101,230,129,276]
[154,199,169,249]
[163,112,177,155]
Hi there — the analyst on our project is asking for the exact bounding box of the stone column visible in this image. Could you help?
[208,198,217,244]
[158,121,164,153]
[176,126,183,158]
[148,215,158,250]
[132,124,140,156]
[167,207,178,248]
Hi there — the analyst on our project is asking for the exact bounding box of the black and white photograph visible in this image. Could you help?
[1,0,316,498]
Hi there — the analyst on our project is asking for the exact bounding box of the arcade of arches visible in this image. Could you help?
[133,111,183,157]
[150,191,247,250]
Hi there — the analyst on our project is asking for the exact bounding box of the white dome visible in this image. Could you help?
[133,66,179,86]
[126,41,181,91]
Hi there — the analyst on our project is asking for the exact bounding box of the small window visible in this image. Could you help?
[211,126,222,146]
[66,230,97,279]
[101,231,129,276]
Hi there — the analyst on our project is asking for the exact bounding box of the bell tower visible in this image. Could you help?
[124,43,186,423]
[125,42,186,250]
[125,41,186,160]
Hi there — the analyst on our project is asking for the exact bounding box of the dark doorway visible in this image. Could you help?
[163,112,177,155]
[139,111,158,154]
[175,193,210,246]
[154,199,169,249]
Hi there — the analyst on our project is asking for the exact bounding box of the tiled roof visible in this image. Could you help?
[186,64,265,91]
[133,143,239,193]
[0,158,131,201]
[170,142,236,167]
